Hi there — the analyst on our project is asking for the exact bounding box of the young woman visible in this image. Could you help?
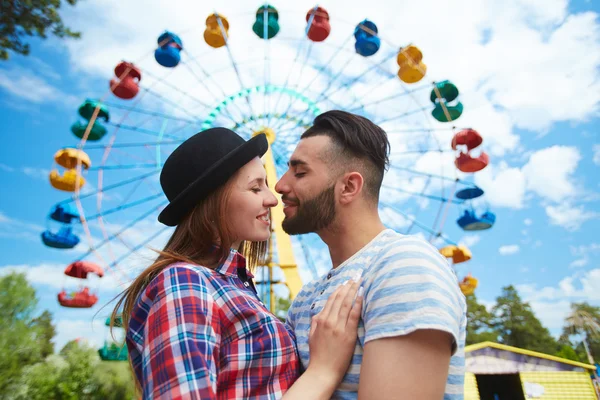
[112,127,363,399]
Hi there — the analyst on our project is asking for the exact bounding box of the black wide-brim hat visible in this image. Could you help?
[158,127,268,226]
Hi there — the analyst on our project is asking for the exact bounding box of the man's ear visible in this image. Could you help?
[339,171,364,205]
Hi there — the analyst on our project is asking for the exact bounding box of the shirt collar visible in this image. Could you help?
[213,247,254,279]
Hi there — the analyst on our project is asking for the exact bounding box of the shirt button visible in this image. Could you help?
[320,290,325,295]
[311,304,315,309]
[327,272,332,279]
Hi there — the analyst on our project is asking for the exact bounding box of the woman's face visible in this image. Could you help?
[228,157,277,245]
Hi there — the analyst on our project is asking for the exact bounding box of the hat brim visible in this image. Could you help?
[158,133,268,226]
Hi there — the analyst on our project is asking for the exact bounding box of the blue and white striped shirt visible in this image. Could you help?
[287,229,466,399]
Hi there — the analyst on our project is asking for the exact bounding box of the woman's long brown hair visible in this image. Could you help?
[110,175,267,391]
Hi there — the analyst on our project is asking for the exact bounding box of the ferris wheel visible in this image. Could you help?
[42,5,496,316]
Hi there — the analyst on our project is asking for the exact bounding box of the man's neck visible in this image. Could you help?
[318,214,386,268]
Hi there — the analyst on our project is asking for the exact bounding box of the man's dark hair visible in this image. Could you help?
[301,110,390,201]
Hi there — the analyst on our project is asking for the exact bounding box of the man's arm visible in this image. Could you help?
[357,236,466,400]
[358,329,453,400]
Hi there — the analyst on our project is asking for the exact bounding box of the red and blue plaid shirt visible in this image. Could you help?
[127,249,301,399]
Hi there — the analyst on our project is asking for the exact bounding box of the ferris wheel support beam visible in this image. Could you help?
[254,129,302,309]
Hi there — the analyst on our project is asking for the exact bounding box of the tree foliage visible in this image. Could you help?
[0,272,135,399]
[561,302,600,364]
[0,272,52,393]
[490,285,558,354]
[0,0,81,60]
[465,293,498,345]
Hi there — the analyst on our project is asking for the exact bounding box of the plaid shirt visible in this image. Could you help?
[127,249,300,399]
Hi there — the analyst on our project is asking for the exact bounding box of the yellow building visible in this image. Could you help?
[465,341,599,399]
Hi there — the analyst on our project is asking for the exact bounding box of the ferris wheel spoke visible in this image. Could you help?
[59,170,161,205]
[268,44,313,128]
[379,200,456,246]
[387,164,472,186]
[76,201,168,265]
[88,163,165,171]
[297,235,320,281]
[180,59,248,127]
[103,122,182,140]
[81,140,185,150]
[84,194,164,221]
[105,226,171,272]
[346,83,430,113]
[274,35,354,130]
[374,105,431,125]
[386,127,456,134]
[214,13,261,132]
[381,184,463,204]
[101,102,198,125]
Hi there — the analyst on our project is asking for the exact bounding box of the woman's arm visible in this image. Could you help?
[282,279,364,400]
[140,266,220,399]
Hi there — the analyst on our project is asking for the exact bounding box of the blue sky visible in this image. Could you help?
[0,0,599,350]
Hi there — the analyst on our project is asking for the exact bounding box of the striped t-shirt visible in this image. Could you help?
[286,229,466,399]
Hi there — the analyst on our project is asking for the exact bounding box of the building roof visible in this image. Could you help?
[465,341,596,371]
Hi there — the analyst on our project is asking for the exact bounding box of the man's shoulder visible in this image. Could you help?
[371,232,453,271]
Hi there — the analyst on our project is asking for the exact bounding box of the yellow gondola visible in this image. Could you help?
[53,148,91,170]
[49,169,86,192]
[397,45,427,83]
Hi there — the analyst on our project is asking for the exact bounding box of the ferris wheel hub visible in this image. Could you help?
[253,127,276,144]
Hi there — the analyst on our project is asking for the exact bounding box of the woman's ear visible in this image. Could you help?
[339,171,364,205]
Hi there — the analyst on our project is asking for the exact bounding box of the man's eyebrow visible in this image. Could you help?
[288,159,308,167]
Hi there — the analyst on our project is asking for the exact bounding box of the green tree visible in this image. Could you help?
[555,343,583,362]
[465,293,498,345]
[55,340,101,399]
[0,0,81,60]
[31,310,56,358]
[274,295,292,323]
[491,285,558,354]
[0,272,46,393]
[94,361,136,400]
[562,302,600,364]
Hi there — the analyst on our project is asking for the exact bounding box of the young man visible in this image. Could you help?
[275,110,466,400]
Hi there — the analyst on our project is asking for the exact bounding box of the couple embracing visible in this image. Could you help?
[113,110,466,400]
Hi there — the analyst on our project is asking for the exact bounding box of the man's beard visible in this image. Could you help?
[282,184,336,235]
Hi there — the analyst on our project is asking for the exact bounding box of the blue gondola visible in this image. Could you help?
[455,187,484,200]
[49,204,80,224]
[41,226,80,249]
[354,19,380,57]
[155,31,183,68]
[457,210,496,231]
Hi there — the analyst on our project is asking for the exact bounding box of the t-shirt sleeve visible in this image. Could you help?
[141,266,221,399]
[362,238,465,354]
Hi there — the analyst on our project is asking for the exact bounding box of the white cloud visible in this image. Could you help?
[522,146,581,202]
[459,234,481,248]
[53,318,111,352]
[594,144,600,166]
[545,203,599,231]
[518,268,600,305]
[569,258,588,268]
[0,212,44,241]
[499,244,520,255]
[475,161,527,208]
[524,218,533,226]
[0,68,59,103]
[22,167,51,180]
[0,263,125,291]
[568,243,600,268]
[0,163,15,172]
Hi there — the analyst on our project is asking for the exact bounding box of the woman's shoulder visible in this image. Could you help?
[144,262,217,301]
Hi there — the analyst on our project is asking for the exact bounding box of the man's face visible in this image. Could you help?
[274,136,338,235]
